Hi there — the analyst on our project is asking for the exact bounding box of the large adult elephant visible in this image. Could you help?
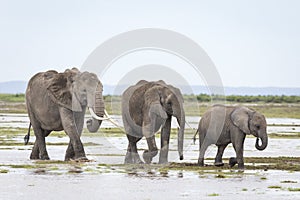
[25,68,106,161]
[195,105,268,169]
[122,80,185,164]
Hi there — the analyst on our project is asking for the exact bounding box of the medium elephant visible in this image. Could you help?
[195,105,268,169]
[25,68,106,161]
[122,80,185,164]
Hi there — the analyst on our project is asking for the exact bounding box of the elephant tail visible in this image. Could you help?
[24,123,31,145]
[193,129,199,144]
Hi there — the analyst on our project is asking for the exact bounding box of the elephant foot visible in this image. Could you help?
[65,152,75,161]
[65,157,74,161]
[143,150,158,164]
[158,153,168,164]
[124,155,133,164]
[238,163,245,170]
[214,162,224,167]
[125,152,144,164]
[134,157,144,164]
[37,153,50,160]
[143,150,152,164]
[158,160,168,165]
[30,153,40,160]
[197,158,204,166]
[124,157,144,164]
[229,157,237,167]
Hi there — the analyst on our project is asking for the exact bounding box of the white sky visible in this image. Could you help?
[0,0,299,87]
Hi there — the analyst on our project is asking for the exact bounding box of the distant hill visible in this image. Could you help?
[0,81,299,96]
[104,84,300,96]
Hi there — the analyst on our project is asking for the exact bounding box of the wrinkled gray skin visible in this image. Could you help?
[122,80,185,164]
[26,68,105,161]
[196,105,268,169]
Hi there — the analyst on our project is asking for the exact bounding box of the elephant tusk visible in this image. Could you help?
[88,107,110,120]
[104,110,126,132]
[88,107,126,133]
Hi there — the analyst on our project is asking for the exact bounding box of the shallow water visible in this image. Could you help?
[1,114,300,133]
[1,114,300,199]
[1,134,300,199]
[1,170,300,200]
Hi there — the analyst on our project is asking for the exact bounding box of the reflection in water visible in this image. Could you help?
[124,164,174,179]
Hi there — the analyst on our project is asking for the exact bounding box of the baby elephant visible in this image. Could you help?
[195,105,268,169]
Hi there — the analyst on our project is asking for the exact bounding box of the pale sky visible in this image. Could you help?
[1,0,300,87]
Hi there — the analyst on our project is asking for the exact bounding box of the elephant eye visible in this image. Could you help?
[167,101,172,106]
[256,125,260,129]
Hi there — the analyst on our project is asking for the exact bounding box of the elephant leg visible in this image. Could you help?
[232,137,245,169]
[234,147,244,169]
[198,136,210,166]
[37,136,49,160]
[143,135,158,164]
[125,135,143,164]
[214,144,228,166]
[33,128,50,160]
[68,134,86,160]
[28,114,49,160]
[60,108,87,160]
[30,141,40,160]
[124,143,133,164]
[159,117,171,164]
[229,157,237,167]
[65,141,75,161]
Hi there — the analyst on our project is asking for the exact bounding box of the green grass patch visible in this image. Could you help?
[268,185,282,189]
[0,169,9,173]
[1,93,300,118]
[98,128,125,136]
[215,173,227,178]
[281,180,297,183]
[207,193,219,196]
[0,94,25,102]
[288,187,300,192]
[268,133,300,139]
[161,157,300,171]
[9,164,36,169]
[34,160,69,165]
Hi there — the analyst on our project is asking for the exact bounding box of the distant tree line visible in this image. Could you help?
[193,94,300,103]
[0,93,300,104]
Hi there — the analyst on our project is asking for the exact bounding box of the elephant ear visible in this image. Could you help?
[46,72,82,112]
[144,86,168,120]
[230,107,252,134]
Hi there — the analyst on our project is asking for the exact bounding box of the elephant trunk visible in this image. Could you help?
[87,83,105,133]
[176,108,185,160]
[255,130,268,151]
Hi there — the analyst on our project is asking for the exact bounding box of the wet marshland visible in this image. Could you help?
[0,114,300,199]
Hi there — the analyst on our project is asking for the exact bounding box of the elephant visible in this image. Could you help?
[122,80,185,164]
[25,68,106,161]
[194,105,268,169]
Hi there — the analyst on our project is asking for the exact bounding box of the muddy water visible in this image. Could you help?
[1,114,300,199]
